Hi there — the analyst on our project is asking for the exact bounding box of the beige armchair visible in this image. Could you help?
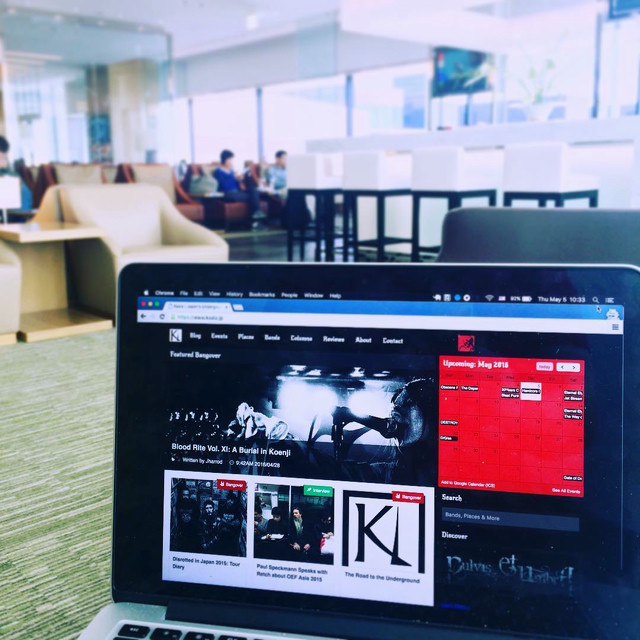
[0,240,21,344]
[40,184,228,318]
[117,163,205,223]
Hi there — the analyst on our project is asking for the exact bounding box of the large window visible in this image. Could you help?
[599,12,640,118]
[262,75,346,159]
[501,4,598,123]
[191,89,258,166]
[1,11,170,165]
[156,97,192,165]
[352,62,429,136]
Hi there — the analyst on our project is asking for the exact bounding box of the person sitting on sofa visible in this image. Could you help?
[213,149,265,230]
[266,150,287,197]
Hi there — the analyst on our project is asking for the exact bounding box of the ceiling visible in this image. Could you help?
[2,0,342,59]
[1,0,603,64]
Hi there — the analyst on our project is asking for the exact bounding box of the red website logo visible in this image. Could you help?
[458,335,475,352]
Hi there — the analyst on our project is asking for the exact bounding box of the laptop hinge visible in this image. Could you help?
[165,600,452,640]
[166,600,327,637]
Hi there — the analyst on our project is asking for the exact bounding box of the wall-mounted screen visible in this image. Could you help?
[610,0,640,18]
[432,47,493,98]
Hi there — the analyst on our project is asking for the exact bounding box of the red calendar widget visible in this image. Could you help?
[438,356,585,498]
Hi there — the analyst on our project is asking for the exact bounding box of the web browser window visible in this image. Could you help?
[115,265,636,639]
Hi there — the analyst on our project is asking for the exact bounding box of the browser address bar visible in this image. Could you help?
[163,302,235,312]
[136,307,622,335]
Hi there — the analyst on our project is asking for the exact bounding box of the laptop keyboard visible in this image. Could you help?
[115,622,297,640]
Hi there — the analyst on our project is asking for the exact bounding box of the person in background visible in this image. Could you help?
[213,149,265,230]
[262,150,287,224]
[266,150,287,196]
[0,136,32,211]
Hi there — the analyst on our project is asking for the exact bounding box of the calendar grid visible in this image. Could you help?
[438,356,585,497]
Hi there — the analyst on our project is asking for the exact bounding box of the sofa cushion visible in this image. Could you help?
[119,244,226,266]
[59,185,163,251]
[132,165,177,203]
[177,202,205,222]
[54,164,104,184]
[52,163,102,184]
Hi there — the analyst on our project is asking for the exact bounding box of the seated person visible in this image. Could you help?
[265,150,287,197]
[213,149,265,229]
[288,506,311,557]
[266,506,287,536]
[0,136,32,212]
[262,150,287,223]
[254,505,269,536]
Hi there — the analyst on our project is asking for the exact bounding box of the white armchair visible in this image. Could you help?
[40,184,228,318]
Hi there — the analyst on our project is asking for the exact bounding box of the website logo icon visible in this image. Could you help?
[458,335,475,352]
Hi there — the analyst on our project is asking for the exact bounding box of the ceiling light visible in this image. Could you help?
[246,12,259,31]
[5,50,63,62]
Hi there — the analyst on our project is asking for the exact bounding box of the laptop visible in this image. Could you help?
[79,262,640,640]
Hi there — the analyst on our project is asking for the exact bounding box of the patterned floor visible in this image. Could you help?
[0,330,116,640]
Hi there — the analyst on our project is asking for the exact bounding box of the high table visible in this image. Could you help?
[287,187,342,262]
[0,221,113,342]
[343,188,412,262]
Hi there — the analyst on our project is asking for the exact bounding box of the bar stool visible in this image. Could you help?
[411,147,497,262]
[342,151,412,262]
[503,142,599,208]
[286,154,342,262]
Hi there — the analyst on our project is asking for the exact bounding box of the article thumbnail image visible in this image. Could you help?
[167,364,437,486]
[170,478,247,557]
[254,483,335,565]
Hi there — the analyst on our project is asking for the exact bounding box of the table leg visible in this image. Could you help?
[325,193,335,262]
[411,195,420,262]
[342,193,351,262]
[314,193,323,262]
[15,243,68,313]
[377,194,385,262]
[287,226,294,262]
[352,195,360,263]
[448,194,462,211]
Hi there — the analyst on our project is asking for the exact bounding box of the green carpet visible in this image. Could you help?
[0,330,116,640]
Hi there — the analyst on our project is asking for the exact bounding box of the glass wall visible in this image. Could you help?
[501,3,598,123]
[599,12,640,118]
[352,62,429,136]
[262,75,346,159]
[0,10,171,166]
[191,89,258,166]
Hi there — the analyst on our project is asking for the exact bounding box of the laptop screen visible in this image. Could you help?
[115,264,639,640]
